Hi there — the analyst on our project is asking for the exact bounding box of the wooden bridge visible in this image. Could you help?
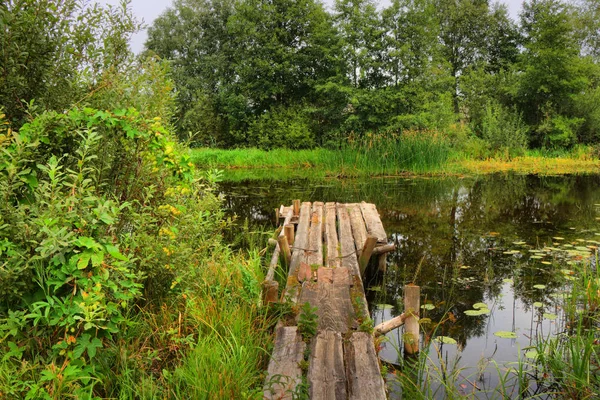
[262,201,414,400]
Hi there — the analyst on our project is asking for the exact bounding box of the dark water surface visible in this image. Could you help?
[220,173,600,398]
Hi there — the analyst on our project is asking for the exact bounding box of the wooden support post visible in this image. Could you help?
[275,208,280,223]
[277,235,292,269]
[358,235,378,276]
[374,313,406,337]
[293,199,300,217]
[403,284,420,356]
[372,244,396,255]
[284,224,295,247]
[262,280,279,305]
[378,254,387,273]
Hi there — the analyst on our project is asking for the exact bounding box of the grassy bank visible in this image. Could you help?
[191,143,600,179]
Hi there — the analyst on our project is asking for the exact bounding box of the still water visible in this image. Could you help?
[220,173,600,398]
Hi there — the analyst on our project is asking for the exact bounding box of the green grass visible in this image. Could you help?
[191,131,452,177]
[191,140,600,181]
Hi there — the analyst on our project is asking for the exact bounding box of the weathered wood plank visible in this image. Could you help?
[325,202,340,268]
[360,202,387,243]
[308,330,347,400]
[345,332,387,400]
[264,326,306,400]
[305,202,324,267]
[289,202,311,276]
[336,204,360,277]
[299,267,353,332]
[347,203,368,257]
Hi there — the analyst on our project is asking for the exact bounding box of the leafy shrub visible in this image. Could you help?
[536,114,584,150]
[0,107,224,398]
[481,100,528,157]
[245,106,315,149]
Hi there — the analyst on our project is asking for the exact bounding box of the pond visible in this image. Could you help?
[219,173,600,398]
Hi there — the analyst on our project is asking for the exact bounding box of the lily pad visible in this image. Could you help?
[464,309,487,316]
[377,304,394,309]
[553,237,564,240]
[533,302,543,308]
[530,255,543,259]
[513,241,526,245]
[525,350,539,359]
[533,284,546,289]
[421,304,435,311]
[472,302,488,310]
[503,278,514,284]
[494,331,517,339]
[541,261,552,265]
[543,313,557,320]
[435,336,457,345]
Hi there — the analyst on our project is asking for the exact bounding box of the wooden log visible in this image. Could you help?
[347,204,368,257]
[284,224,295,246]
[264,326,306,400]
[345,332,387,400]
[403,284,420,355]
[289,202,311,276]
[308,330,347,400]
[262,280,279,305]
[305,202,324,267]
[278,235,292,269]
[377,254,387,273]
[359,202,387,243]
[266,207,293,281]
[325,202,340,268]
[358,235,378,276]
[372,243,396,255]
[336,204,369,321]
[374,313,406,337]
[293,199,301,217]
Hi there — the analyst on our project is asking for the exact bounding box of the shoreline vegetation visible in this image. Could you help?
[191,146,600,180]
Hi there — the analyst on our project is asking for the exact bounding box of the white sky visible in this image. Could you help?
[98,0,525,54]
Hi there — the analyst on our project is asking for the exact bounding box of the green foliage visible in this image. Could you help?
[245,107,315,149]
[298,302,318,341]
[0,0,141,128]
[536,113,584,149]
[481,101,528,156]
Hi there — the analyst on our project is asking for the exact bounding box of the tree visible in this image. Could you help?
[0,0,140,128]
[334,0,385,89]
[145,0,236,144]
[518,0,592,147]
[435,0,493,113]
[382,0,441,85]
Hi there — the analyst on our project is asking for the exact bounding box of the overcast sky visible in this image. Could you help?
[98,0,524,54]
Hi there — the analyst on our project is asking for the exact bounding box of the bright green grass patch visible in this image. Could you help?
[192,131,452,177]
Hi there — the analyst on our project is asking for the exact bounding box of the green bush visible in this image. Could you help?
[480,100,528,156]
[0,107,220,397]
[537,114,584,150]
[245,106,315,149]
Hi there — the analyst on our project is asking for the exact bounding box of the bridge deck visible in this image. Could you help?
[264,202,389,400]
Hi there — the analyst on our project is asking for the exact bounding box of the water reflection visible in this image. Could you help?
[219,173,600,397]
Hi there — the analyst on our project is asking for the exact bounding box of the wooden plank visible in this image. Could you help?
[345,332,387,400]
[336,204,360,277]
[308,330,347,400]
[360,202,387,243]
[299,268,354,332]
[289,202,311,276]
[347,203,368,257]
[264,326,306,400]
[325,202,340,268]
[305,202,324,267]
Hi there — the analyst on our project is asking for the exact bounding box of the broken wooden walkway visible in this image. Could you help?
[263,201,395,400]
